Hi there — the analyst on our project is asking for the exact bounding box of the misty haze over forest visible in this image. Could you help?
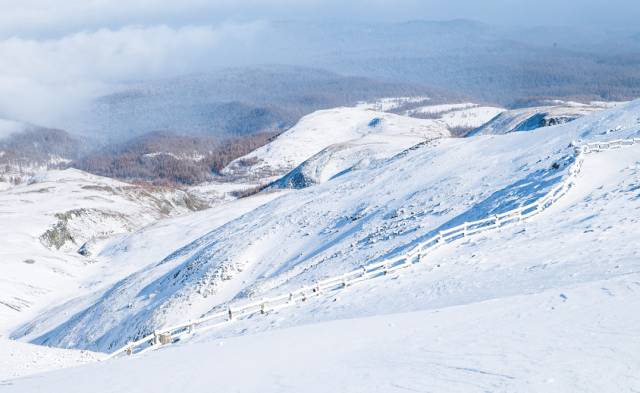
[1,1,639,137]
[1,1,639,185]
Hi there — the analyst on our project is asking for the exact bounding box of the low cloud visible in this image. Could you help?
[0,22,266,126]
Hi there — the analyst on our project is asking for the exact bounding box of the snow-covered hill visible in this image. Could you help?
[0,169,210,333]
[5,124,640,391]
[5,275,639,393]
[0,338,102,380]
[16,100,640,355]
[471,101,625,135]
[222,107,450,182]
[0,124,83,189]
[404,102,505,133]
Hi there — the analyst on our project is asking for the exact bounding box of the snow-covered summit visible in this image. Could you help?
[471,101,627,136]
[222,107,450,181]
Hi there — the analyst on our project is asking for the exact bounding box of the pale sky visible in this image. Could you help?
[1,0,638,38]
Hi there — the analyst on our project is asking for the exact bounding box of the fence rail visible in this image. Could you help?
[104,136,640,360]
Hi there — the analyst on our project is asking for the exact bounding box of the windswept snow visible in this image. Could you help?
[5,189,284,342]
[222,107,450,181]
[471,101,627,135]
[18,100,640,354]
[3,99,640,392]
[4,275,640,392]
[404,103,505,132]
[0,338,102,380]
[197,141,640,337]
[355,96,431,111]
[0,168,209,333]
[406,102,478,115]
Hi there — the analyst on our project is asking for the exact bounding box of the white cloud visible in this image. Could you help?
[0,22,266,125]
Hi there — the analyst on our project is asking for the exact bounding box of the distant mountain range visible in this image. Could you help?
[70,65,446,142]
[56,21,640,142]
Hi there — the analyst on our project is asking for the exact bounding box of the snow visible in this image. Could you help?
[403,103,505,131]
[3,275,639,392]
[437,106,505,130]
[222,106,449,181]
[355,96,430,111]
[0,168,199,332]
[142,151,207,161]
[16,100,640,354]
[194,142,640,337]
[0,338,102,380]
[3,100,640,391]
[404,102,476,115]
[3,187,284,346]
[471,101,627,135]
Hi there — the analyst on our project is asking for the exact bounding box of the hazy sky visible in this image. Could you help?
[1,0,638,38]
[0,0,638,125]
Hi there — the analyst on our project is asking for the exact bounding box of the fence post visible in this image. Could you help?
[260,303,266,315]
[228,307,233,321]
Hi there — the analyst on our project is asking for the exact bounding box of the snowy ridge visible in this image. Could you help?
[222,107,449,181]
[104,136,640,359]
[470,101,626,136]
[0,168,209,332]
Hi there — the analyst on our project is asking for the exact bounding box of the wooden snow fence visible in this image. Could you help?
[104,135,640,360]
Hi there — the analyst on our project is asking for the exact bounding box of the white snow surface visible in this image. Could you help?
[404,103,505,131]
[4,275,639,392]
[437,105,505,129]
[0,168,214,333]
[355,96,431,111]
[0,338,102,380]
[406,102,478,115]
[3,100,640,391]
[222,106,450,181]
[14,100,640,357]
[472,101,627,135]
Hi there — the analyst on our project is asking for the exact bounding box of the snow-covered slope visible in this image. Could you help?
[0,338,102,380]
[0,169,209,333]
[18,100,640,354]
[355,96,431,111]
[6,139,640,389]
[222,107,450,182]
[405,102,505,132]
[5,275,639,392]
[471,101,626,135]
